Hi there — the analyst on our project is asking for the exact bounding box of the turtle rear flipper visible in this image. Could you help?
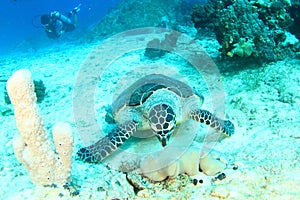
[77,121,137,162]
[190,109,234,136]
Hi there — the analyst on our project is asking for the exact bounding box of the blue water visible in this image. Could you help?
[0,0,120,53]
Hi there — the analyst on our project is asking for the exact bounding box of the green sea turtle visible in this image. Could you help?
[77,74,234,162]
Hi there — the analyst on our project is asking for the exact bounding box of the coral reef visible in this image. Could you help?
[6,69,73,186]
[144,32,180,59]
[144,38,166,59]
[191,0,220,30]
[191,0,300,62]
[83,0,192,41]
[289,0,300,39]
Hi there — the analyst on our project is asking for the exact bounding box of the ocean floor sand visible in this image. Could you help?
[0,34,299,199]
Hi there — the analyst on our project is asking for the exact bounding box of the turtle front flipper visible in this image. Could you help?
[190,109,234,136]
[77,121,137,163]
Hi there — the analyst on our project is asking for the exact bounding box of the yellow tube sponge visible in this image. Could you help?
[140,146,200,181]
[7,69,73,186]
[200,150,227,176]
[139,144,228,181]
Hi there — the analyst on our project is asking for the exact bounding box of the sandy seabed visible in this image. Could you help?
[0,35,299,200]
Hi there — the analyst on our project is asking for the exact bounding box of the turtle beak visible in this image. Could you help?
[156,132,172,147]
[161,136,168,147]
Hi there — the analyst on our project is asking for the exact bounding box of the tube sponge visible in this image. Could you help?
[200,150,227,176]
[7,69,73,186]
[140,146,200,181]
[139,144,227,181]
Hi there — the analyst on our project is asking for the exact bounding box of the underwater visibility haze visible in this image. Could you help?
[0,0,120,53]
[0,0,299,199]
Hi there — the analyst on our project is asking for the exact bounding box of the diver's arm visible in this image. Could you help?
[58,14,72,24]
[51,11,72,24]
[69,4,80,27]
[50,4,80,26]
[71,13,78,27]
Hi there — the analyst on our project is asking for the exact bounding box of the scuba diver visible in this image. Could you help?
[40,4,81,39]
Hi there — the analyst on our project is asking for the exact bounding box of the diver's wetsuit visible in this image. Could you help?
[42,11,77,39]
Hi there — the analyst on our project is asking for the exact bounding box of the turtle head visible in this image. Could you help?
[148,103,176,147]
